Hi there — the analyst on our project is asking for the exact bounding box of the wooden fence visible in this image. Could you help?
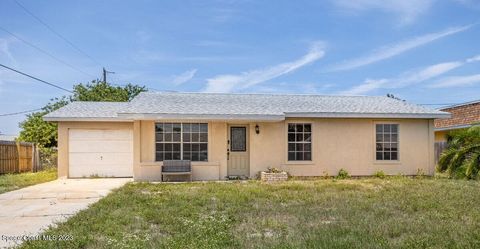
[434,141,448,164]
[0,141,41,174]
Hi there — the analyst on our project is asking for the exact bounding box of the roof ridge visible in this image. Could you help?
[441,99,480,109]
[141,91,387,98]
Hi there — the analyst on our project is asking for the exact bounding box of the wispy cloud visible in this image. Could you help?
[131,50,245,64]
[391,62,464,87]
[252,82,335,94]
[429,74,480,88]
[203,42,326,93]
[327,25,472,72]
[172,69,197,86]
[340,79,388,95]
[467,54,480,63]
[339,54,479,95]
[0,72,4,93]
[331,0,435,25]
[0,37,17,92]
[0,37,17,65]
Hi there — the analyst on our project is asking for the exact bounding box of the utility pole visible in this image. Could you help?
[102,67,115,83]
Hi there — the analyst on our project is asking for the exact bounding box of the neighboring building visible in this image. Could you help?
[434,100,480,142]
[44,92,449,181]
[0,135,17,141]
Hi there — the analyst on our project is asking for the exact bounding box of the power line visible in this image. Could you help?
[13,0,102,66]
[0,63,73,93]
[0,108,42,117]
[0,25,95,78]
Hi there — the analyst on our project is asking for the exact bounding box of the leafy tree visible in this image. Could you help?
[18,80,146,147]
[437,125,480,179]
[73,81,146,102]
[17,97,69,147]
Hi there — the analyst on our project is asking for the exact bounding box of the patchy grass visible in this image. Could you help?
[0,168,57,194]
[22,178,480,248]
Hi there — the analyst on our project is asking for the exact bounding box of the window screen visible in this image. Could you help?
[230,127,246,152]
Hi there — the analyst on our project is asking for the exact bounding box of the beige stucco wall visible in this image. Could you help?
[249,118,435,177]
[56,118,435,180]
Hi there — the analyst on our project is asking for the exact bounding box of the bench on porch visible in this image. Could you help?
[162,160,192,182]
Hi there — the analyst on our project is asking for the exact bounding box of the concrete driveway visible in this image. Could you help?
[0,178,131,247]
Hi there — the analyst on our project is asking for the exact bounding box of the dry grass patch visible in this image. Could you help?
[21,178,480,249]
[0,168,57,194]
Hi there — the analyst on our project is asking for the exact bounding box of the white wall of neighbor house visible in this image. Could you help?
[57,118,435,181]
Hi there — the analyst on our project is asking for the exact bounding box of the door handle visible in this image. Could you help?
[227,151,230,160]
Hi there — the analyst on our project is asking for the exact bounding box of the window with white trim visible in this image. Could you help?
[375,124,398,161]
[155,123,208,161]
[287,123,312,161]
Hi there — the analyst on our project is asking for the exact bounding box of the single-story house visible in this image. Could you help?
[44,92,450,181]
[434,99,480,142]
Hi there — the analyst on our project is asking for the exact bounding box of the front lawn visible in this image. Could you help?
[0,168,57,194]
[22,178,480,248]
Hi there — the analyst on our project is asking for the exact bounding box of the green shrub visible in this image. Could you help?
[416,168,426,178]
[437,125,480,179]
[337,168,350,179]
[264,167,283,173]
[323,171,331,179]
[255,167,288,180]
[374,170,386,179]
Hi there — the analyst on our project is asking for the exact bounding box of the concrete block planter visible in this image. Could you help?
[261,171,288,182]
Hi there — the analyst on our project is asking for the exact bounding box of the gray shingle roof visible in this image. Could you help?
[44,92,450,121]
[44,102,128,120]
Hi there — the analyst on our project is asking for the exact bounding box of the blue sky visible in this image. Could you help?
[0,0,479,135]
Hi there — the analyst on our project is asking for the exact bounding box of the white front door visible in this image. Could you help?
[227,125,249,177]
[68,129,133,178]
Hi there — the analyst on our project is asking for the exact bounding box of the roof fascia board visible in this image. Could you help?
[434,124,475,131]
[285,112,451,119]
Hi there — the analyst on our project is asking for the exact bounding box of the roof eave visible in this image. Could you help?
[435,124,475,131]
[44,112,452,122]
[285,112,451,119]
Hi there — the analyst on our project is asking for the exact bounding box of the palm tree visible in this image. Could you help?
[438,125,480,179]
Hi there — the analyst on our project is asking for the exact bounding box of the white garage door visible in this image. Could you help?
[68,129,133,178]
